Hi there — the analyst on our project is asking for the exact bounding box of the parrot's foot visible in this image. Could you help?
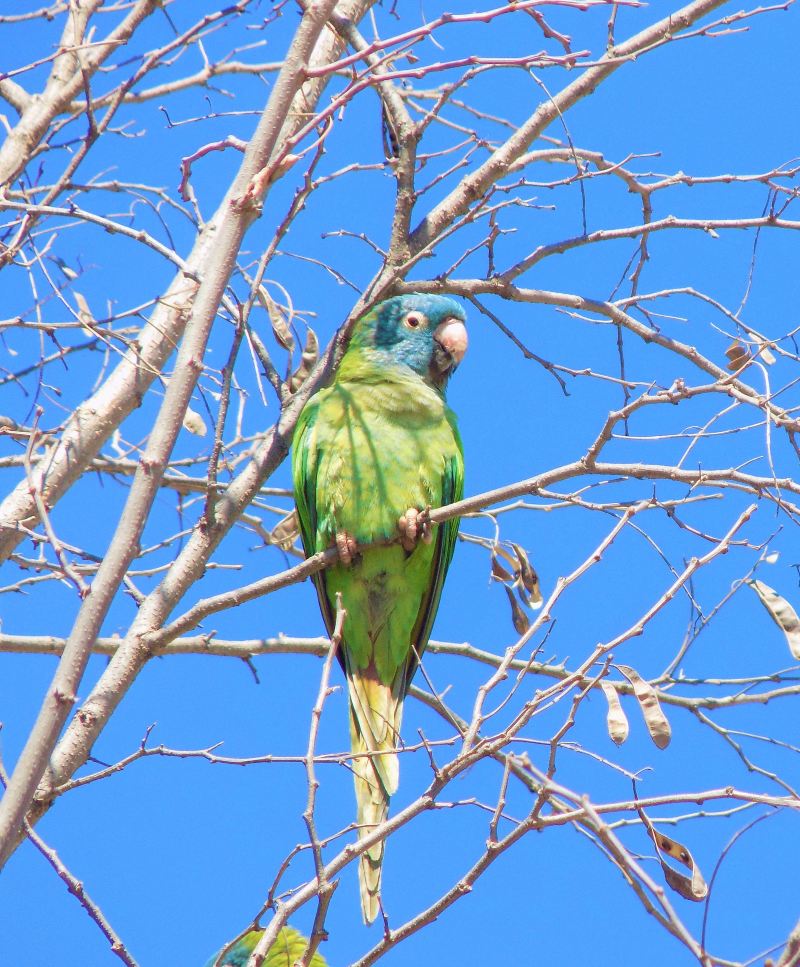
[335,531,359,566]
[397,507,432,552]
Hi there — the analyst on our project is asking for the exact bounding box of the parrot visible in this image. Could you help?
[203,926,328,967]
[292,293,468,924]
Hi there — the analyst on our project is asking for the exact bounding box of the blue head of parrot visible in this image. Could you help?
[353,294,468,388]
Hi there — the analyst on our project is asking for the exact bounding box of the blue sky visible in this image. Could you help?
[2,1,800,965]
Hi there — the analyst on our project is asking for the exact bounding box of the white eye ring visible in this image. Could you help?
[405,312,424,329]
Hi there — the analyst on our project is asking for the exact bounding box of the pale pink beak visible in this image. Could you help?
[433,317,468,366]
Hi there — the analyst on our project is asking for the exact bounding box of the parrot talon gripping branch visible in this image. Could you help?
[292,293,468,924]
[397,507,433,551]
[334,530,359,567]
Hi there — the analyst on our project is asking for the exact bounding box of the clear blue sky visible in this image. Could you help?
[2,2,800,965]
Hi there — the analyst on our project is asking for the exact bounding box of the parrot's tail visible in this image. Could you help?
[347,668,404,924]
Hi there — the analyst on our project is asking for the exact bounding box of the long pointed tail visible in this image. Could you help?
[351,720,389,925]
[348,670,404,924]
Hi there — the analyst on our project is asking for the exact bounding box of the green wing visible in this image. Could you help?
[400,429,463,696]
[291,395,339,650]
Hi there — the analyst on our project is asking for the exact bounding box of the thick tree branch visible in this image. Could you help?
[0,0,159,186]
[0,0,358,870]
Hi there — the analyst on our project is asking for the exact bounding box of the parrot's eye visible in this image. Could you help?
[404,312,424,330]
